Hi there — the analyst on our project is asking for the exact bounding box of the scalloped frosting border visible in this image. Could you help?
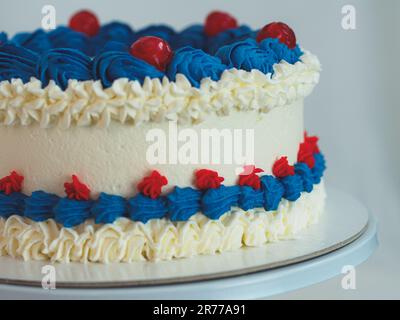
[0,181,325,263]
[0,51,320,129]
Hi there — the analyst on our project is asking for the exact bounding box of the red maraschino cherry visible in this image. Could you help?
[69,10,100,37]
[204,11,238,37]
[256,22,296,49]
[130,36,173,71]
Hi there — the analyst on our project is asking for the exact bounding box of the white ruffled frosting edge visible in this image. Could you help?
[0,181,326,264]
[0,51,321,128]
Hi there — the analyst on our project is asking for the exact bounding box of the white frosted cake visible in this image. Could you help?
[0,10,325,263]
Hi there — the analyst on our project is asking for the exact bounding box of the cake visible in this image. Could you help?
[0,10,325,263]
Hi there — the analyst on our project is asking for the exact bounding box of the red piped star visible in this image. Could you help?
[195,169,224,190]
[64,175,91,201]
[238,165,264,190]
[298,142,316,169]
[138,170,168,199]
[304,131,320,154]
[272,157,295,178]
[0,171,24,195]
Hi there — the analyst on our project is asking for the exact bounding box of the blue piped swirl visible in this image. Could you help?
[48,27,92,55]
[202,186,240,220]
[91,193,128,224]
[171,25,207,50]
[206,25,253,55]
[280,175,303,202]
[0,192,27,218]
[238,186,265,211]
[167,46,227,87]
[128,194,168,224]
[36,48,92,89]
[259,38,303,65]
[92,50,164,88]
[312,153,326,184]
[54,198,93,228]
[294,163,314,193]
[12,29,52,54]
[260,175,285,211]
[167,187,202,221]
[136,25,176,42]
[216,38,278,75]
[24,191,59,222]
[0,44,38,83]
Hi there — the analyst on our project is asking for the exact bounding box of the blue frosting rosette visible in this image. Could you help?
[0,43,38,83]
[167,46,227,87]
[260,175,284,211]
[215,38,278,75]
[48,26,92,55]
[171,25,207,50]
[238,186,264,211]
[167,187,202,221]
[12,29,52,54]
[294,162,314,193]
[280,175,303,201]
[312,153,326,184]
[54,198,93,228]
[128,193,168,224]
[259,38,303,64]
[91,192,128,224]
[36,48,92,89]
[136,25,176,43]
[201,185,240,220]
[24,191,60,222]
[0,192,27,218]
[206,25,252,55]
[92,50,164,88]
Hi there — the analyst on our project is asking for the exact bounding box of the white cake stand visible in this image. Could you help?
[0,187,378,300]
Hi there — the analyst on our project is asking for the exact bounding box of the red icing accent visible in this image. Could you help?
[298,142,315,169]
[195,169,224,190]
[0,171,24,195]
[138,170,168,199]
[256,22,296,49]
[272,157,295,178]
[304,131,320,154]
[204,11,238,37]
[130,36,173,72]
[69,10,100,37]
[238,165,264,190]
[64,175,91,201]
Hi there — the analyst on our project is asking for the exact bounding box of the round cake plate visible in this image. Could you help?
[0,187,378,300]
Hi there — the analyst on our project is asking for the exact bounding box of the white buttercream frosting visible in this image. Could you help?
[0,51,320,128]
[0,182,326,263]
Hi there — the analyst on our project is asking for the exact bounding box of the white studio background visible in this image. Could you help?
[0,0,398,299]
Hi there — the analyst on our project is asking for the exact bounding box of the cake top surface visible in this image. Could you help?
[0,10,321,128]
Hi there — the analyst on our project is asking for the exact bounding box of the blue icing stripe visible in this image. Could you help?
[128,193,168,224]
[312,153,326,184]
[206,25,252,55]
[12,29,52,54]
[24,191,59,222]
[294,163,314,193]
[0,43,38,83]
[215,38,278,75]
[0,192,27,218]
[260,175,284,211]
[167,187,202,221]
[171,25,207,50]
[167,46,227,87]
[202,185,240,220]
[92,50,164,88]
[136,25,176,42]
[280,175,303,201]
[259,38,303,64]
[48,26,92,56]
[238,186,264,211]
[54,198,93,228]
[92,192,128,224]
[36,48,92,89]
